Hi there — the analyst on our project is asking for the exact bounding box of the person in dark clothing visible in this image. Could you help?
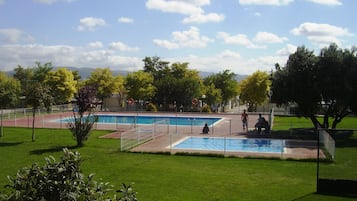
[202,123,209,134]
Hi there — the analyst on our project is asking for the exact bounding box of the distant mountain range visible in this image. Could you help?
[5,66,247,82]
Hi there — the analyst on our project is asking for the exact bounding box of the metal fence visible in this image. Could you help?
[316,128,357,196]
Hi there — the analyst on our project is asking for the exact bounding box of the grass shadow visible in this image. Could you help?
[290,193,316,201]
[335,138,357,148]
[0,142,23,147]
[30,145,78,155]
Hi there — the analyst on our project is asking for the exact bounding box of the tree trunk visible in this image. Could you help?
[323,114,329,128]
[32,108,36,142]
[76,134,83,147]
[0,109,3,137]
[309,115,322,129]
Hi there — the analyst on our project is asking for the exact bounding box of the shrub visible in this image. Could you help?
[146,103,157,112]
[68,85,98,147]
[201,104,211,113]
[0,148,138,201]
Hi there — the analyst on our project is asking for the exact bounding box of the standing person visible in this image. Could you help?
[241,109,249,131]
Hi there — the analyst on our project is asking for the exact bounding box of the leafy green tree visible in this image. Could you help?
[13,65,33,96]
[239,71,270,112]
[0,72,21,137]
[204,70,239,111]
[169,63,201,108]
[22,62,54,141]
[32,62,53,82]
[0,148,138,201]
[68,85,98,147]
[125,71,156,101]
[46,67,77,104]
[143,57,201,110]
[201,82,222,110]
[143,56,170,78]
[86,68,117,109]
[25,81,53,142]
[272,44,357,129]
[113,75,126,108]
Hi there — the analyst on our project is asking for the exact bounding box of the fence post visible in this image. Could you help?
[316,128,320,193]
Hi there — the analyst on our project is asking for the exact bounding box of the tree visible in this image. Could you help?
[0,72,21,137]
[169,63,201,108]
[142,57,201,110]
[203,70,239,111]
[22,62,54,141]
[68,85,98,147]
[316,44,357,128]
[13,65,33,96]
[32,62,53,82]
[272,44,357,129]
[201,82,222,110]
[86,68,117,109]
[125,71,156,101]
[142,56,170,78]
[113,75,126,108]
[0,148,138,201]
[25,81,53,142]
[46,68,77,104]
[239,71,270,112]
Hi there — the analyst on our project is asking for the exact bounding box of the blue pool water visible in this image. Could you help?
[63,115,221,126]
[173,137,285,153]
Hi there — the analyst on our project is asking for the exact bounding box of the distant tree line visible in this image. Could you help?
[0,57,244,113]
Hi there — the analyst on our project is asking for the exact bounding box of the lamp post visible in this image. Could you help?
[236,95,240,113]
[268,90,273,134]
[201,94,206,107]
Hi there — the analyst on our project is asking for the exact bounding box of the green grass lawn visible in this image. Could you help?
[0,116,356,201]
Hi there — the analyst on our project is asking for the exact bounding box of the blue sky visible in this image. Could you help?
[0,0,355,75]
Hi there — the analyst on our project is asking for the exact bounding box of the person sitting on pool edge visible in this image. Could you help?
[202,123,209,134]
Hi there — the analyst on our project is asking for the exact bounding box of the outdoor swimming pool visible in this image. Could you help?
[173,137,285,153]
[63,115,222,126]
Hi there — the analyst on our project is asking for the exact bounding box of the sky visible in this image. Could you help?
[0,0,355,75]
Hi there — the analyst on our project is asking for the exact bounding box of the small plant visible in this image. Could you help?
[146,102,157,112]
[0,148,138,201]
[68,85,98,147]
[201,104,211,113]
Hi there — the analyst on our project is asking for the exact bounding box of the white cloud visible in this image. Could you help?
[254,12,261,17]
[253,32,288,44]
[0,43,143,71]
[182,13,225,24]
[109,41,140,52]
[33,0,75,4]
[217,50,241,58]
[77,17,107,32]
[87,41,103,48]
[0,28,34,43]
[276,44,297,56]
[0,42,289,75]
[154,26,213,49]
[305,0,342,6]
[146,0,224,24]
[146,0,203,15]
[168,50,282,75]
[217,32,264,49]
[238,0,294,6]
[153,39,179,49]
[118,17,134,24]
[291,22,352,46]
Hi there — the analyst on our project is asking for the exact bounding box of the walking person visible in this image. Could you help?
[241,109,249,131]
